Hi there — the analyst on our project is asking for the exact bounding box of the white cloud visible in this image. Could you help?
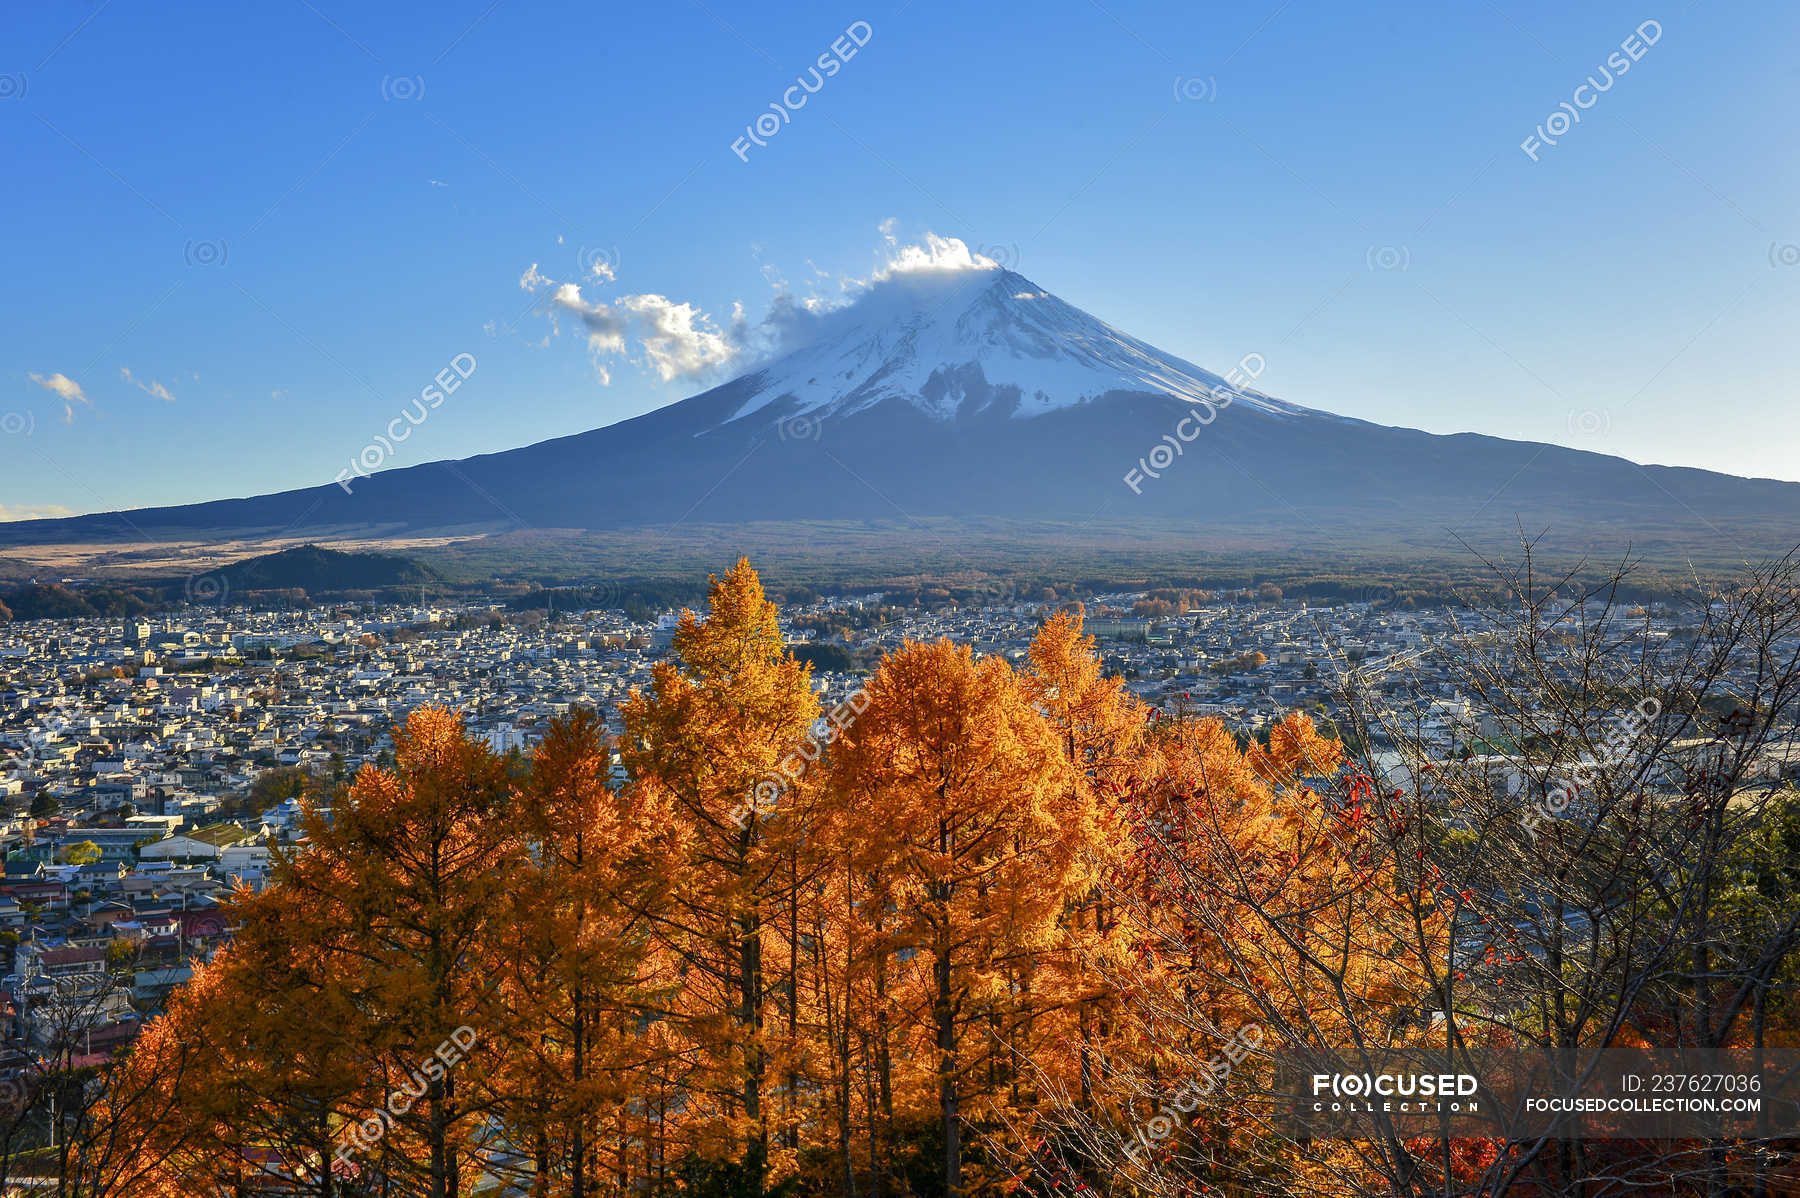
[753,226,1000,318]
[519,266,732,385]
[870,232,998,280]
[617,294,737,382]
[550,283,628,353]
[120,367,176,402]
[724,228,1003,364]
[527,275,629,381]
[512,226,1008,389]
[0,503,76,522]
[27,371,89,423]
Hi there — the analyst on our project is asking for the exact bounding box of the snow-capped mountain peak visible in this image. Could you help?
[719,266,1312,429]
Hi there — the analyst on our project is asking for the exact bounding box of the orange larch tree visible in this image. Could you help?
[831,638,1085,1197]
[276,706,523,1198]
[618,558,821,1188]
[1088,710,1451,1196]
[492,709,679,1197]
[1023,606,1146,1114]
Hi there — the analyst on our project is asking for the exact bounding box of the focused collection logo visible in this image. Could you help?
[1311,1072,1480,1112]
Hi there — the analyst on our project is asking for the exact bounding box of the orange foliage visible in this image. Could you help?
[105,562,1481,1198]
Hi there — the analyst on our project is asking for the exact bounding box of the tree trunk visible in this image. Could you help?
[740,902,766,1192]
[936,940,959,1197]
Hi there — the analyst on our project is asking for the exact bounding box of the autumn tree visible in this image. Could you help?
[831,639,1084,1196]
[619,559,821,1189]
[490,709,677,1196]
[62,841,102,866]
[95,552,1800,1198]
[274,706,522,1197]
[1044,709,1454,1198]
[1024,607,1145,1113]
[45,1009,210,1198]
[140,891,368,1198]
[0,970,205,1198]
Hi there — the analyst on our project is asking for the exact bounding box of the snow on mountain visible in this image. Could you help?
[718,264,1317,429]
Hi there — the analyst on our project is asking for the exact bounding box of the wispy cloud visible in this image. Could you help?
[535,278,628,384]
[120,366,176,402]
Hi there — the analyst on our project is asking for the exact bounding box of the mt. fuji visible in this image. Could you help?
[5,256,1798,563]
[716,266,1316,427]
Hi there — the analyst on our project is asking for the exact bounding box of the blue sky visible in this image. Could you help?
[4,0,1795,518]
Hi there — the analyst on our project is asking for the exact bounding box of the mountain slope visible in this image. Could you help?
[3,263,1795,561]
